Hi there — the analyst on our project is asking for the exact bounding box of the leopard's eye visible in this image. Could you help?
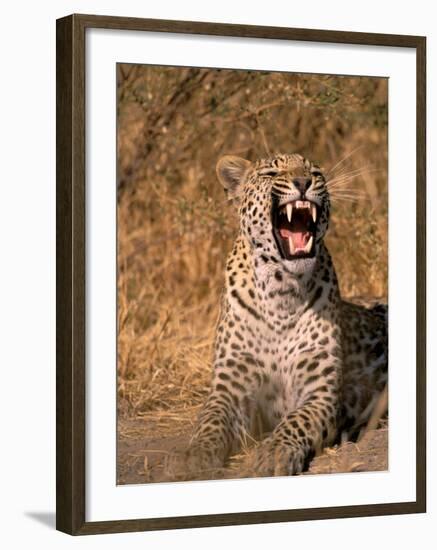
[260,170,278,177]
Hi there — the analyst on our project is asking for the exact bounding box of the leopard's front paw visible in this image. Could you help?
[165,445,224,481]
[253,436,306,477]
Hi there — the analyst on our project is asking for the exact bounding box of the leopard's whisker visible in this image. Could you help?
[330,195,368,201]
[327,180,369,192]
[329,187,370,196]
[330,192,369,200]
[329,161,366,180]
[330,196,364,203]
[326,167,381,188]
[330,158,380,180]
[327,171,373,183]
[329,190,368,198]
[327,163,378,178]
[330,193,371,202]
[327,145,365,175]
[328,188,368,199]
[330,193,368,201]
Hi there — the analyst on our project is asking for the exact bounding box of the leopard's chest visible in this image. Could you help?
[245,325,309,425]
[242,308,338,430]
[256,356,300,431]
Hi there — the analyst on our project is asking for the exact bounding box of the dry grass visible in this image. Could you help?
[116,66,388,468]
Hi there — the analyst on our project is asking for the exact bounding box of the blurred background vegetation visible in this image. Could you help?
[116,64,387,427]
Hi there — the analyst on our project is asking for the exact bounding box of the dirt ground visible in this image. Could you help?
[117,416,388,485]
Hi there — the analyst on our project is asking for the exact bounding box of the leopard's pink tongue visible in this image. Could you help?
[279,228,310,249]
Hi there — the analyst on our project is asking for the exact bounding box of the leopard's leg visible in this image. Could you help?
[339,326,388,440]
[168,355,257,480]
[340,358,387,439]
[253,353,340,476]
[340,306,388,439]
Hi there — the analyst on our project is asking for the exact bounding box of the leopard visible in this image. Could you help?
[169,152,387,479]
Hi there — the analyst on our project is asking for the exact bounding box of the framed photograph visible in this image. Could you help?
[56,14,426,535]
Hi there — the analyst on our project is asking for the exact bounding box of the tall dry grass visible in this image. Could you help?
[116,66,388,435]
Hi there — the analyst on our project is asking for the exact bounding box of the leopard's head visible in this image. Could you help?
[216,153,330,274]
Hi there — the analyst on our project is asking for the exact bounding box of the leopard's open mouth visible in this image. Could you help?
[272,200,318,260]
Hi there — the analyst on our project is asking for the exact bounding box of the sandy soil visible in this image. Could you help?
[117,417,388,485]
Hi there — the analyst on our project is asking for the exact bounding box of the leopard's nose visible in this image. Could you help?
[293,177,312,195]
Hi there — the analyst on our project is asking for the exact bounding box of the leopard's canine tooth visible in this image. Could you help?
[311,204,317,222]
[304,235,314,253]
[288,236,295,254]
[286,203,293,223]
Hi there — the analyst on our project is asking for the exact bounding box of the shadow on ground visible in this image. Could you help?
[25,512,56,529]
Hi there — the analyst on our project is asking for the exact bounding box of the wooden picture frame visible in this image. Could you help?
[56,13,426,535]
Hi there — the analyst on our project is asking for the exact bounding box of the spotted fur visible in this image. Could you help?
[170,153,387,479]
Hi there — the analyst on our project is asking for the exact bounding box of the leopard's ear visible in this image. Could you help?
[216,155,251,201]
